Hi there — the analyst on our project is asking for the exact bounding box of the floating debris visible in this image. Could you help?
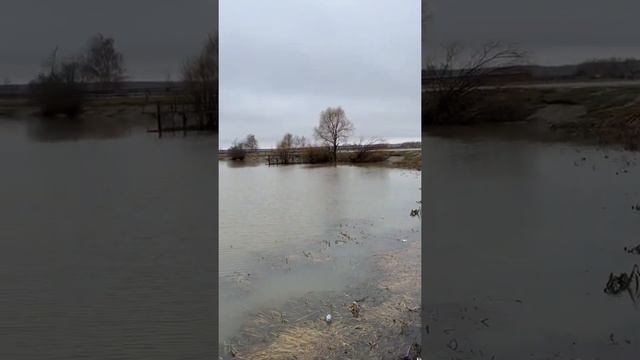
[348,301,360,318]
[604,264,640,305]
[325,313,332,324]
[447,338,458,351]
[624,244,640,254]
[610,332,617,345]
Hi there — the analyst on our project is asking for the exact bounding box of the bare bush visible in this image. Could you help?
[28,34,127,117]
[276,133,306,164]
[228,140,247,161]
[424,41,527,124]
[302,146,332,164]
[227,134,259,160]
[29,47,86,117]
[350,137,387,163]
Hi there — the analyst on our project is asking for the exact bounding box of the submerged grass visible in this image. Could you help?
[224,241,421,360]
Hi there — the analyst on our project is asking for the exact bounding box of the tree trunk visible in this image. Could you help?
[333,143,337,166]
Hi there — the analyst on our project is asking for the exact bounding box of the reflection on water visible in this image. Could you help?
[25,117,133,142]
[424,129,640,359]
[0,117,216,359]
[219,162,421,344]
[19,110,156,142]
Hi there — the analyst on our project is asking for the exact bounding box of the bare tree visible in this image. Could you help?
[182,34,218,130]
[81,34,126,86]
[276,133,294,164]
[228,139,246,161]
[424,41,527,124]
[314,106,354,165]
[245,134,258,152]
[293,135,307,148]
[59,55,84,84]
[275,133,307,164]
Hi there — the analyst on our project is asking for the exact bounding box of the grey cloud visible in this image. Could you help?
[1,0,217,82]
[425,0,640,65]
[220,0,420,148]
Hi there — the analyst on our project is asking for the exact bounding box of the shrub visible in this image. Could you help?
[228,144,246,161]
[29,74,85,117]
[302,146,332,164]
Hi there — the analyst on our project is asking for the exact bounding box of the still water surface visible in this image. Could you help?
[0,116,216,359]
[219,162,421,344]
[424,128,640,359]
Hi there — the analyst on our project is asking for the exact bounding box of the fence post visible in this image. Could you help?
[156,103,162,138]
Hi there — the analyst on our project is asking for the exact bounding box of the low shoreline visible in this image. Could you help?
[219,149,422,171]
[424,86,640,151]
[222,240,421,360]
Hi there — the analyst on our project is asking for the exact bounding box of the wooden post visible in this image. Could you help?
[156,103,162,138]
[182,113,187,136]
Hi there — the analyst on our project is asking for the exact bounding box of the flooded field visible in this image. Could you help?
[219,162,421,358]
[0,116,216,359]
[423,128,640,359]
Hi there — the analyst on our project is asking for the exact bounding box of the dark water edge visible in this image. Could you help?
[423,126,640,359]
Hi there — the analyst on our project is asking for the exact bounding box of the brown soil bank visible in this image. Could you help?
[222,241,421,360]
[423,86,640,150]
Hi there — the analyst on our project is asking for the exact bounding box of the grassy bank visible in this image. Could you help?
[424,85,640,150]
[220,149,422,171]
[0,94,182,118]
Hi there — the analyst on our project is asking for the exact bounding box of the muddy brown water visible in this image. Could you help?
[219,161,421,349]
[424,128,640,359]
[0,116,217,359]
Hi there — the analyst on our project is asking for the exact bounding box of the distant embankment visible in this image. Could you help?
[218,142,421,155]
[0,82,185,100]
[423,82,640,150]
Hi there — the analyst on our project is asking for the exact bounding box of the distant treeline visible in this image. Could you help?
[220,141,420,154]
[226,107,411,165]
[423,58,640,84]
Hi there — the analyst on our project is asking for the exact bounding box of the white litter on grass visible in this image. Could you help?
[325,313,332,324]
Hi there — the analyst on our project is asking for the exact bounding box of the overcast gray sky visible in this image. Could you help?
[219,0,420,149]
[425,0,640,66]
[1,0,217,83]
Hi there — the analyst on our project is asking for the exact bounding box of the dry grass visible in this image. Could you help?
[591,101,640,150]
[226,242,421,360]
[550,93,640,149]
